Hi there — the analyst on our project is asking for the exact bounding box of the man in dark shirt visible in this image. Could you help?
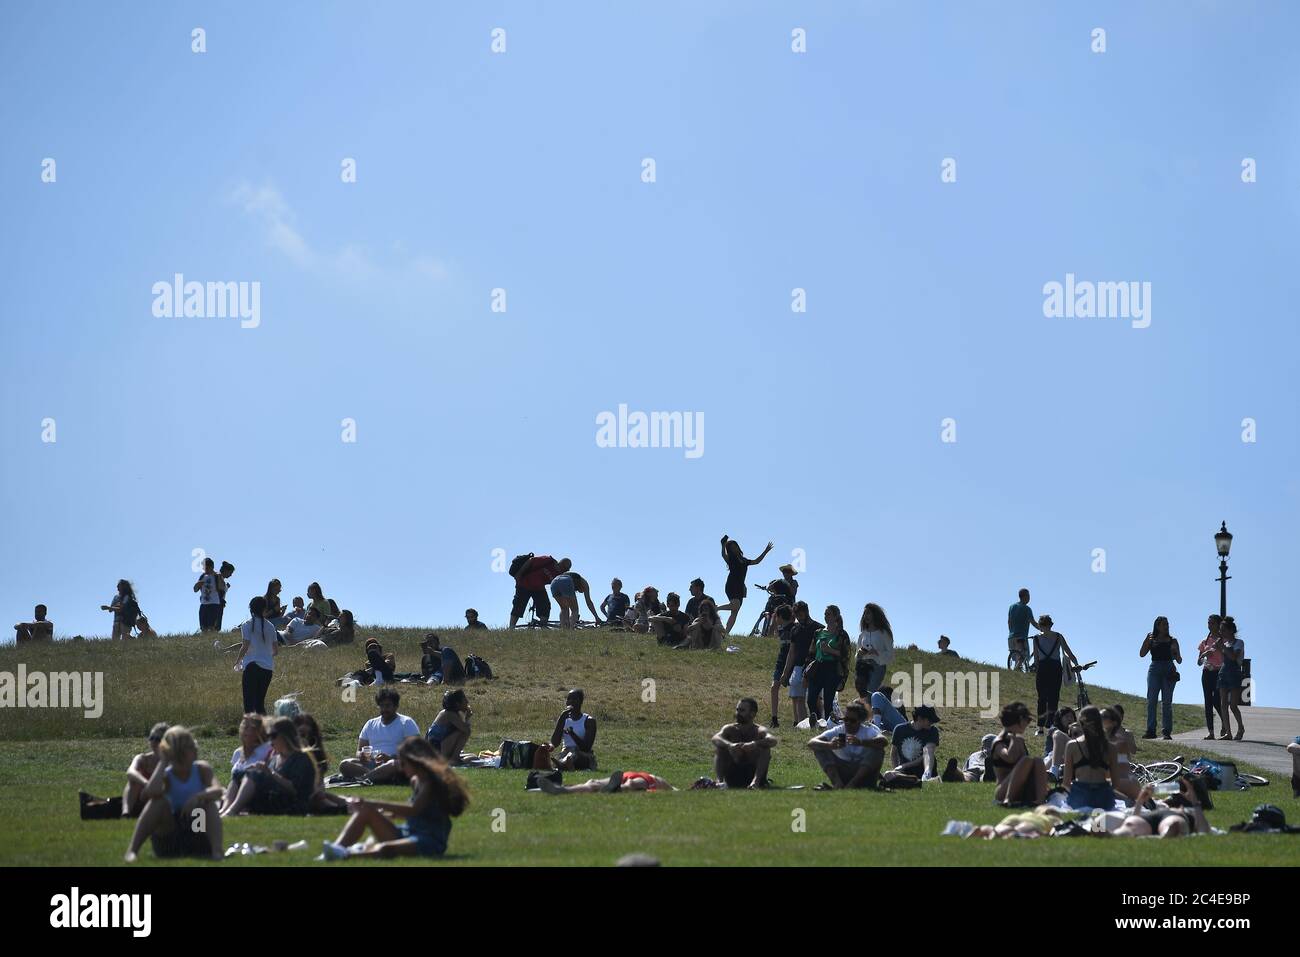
[464,609,488,630]
[684,578,714,619]
[779,602,824,728]
[510,554,562,628]
[890,705,942,781]
[649,592,692,646]
[937,635,959,657]
[710,698,778,789]
[769,604,796,727]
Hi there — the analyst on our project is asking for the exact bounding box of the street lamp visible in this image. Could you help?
[1214,521,1233,618]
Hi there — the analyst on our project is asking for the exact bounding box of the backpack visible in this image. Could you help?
[440,647,466,685]
[498,740,539,769]
[120,597,140,629]
[1189,758,1224,790]
[508,553,534,577]
[464,654,494,680]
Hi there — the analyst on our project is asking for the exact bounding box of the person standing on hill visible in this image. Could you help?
[1196,614,1226,740]
[510,554,562,628]
[854,603,894,698]
[194,558,226,632]
[1215,617,1245,741]
[1007,588,1039,666]
[103,579,140,641]
[1139,616,1182,740]
[1030,615,1079,735]
[235,596,278,714]
[215,561,235,629]
[714,535,773,634]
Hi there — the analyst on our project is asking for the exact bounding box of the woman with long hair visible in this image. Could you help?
[1102,706,1141,802]
[425,689,473,762]
[264,579,287,626]
[101,579,139,641]
[1044,706,1078,779]
[854,603,894,697]
[1216,617,1246,740]
[714,535,773,634]
[306,582,331,622]
[220,713,272,813]
[235,596,278,715]
[220,717,319,816]
[989,701,1049,806]
[295,713,349,812]
[125,726,224,862]
[1139,615,1182,740]
[1196,613,1226,740]
[1062,705,1121,809]
[806,605,850,724]
[683,599,724,650]
[321,736,470,859]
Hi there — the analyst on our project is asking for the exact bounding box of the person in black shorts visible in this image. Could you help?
[768,604,795,726]
[710,698,778,789]
[714,535,772,634]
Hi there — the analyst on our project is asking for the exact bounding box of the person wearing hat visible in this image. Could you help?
[758,565,798,636]
[942,732,998,782]
[889,705,941,782]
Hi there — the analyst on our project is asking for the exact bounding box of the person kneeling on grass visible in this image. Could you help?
[537,770,676,794]
[990,701,1050,807]
[711,697,778,789]
[888,704,942,782]
[220,717,320,817]
[808,702,887,790]
[426,689,473,763]
[321,737,470,860]
[339,688,421,783]
[550,689,597,770]
[125,726,224,862]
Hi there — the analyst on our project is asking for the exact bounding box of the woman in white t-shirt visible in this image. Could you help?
[855,603,894,697]
[194,558,226,632]
[221,713,273,813]
[235,596,278,715]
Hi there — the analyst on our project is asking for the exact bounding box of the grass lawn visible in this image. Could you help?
[0,629,1292,866]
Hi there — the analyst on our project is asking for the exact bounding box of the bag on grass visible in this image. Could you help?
[464,654,494,680]
[526,769,562,790]
[1189,758,1224,790]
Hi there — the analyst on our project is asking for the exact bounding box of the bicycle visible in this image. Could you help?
[1067,660,1098,710]
[748,582,791,637]
[1131,755,1188,787]
[1006,639,1031,673]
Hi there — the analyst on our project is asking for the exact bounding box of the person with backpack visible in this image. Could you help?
[235,596,279,714]
[509,553,561,628]
[1030,615,1079,734]
[193,558,226,632]
[102,579,140,641]
[321,736,470,860]
[340,688,421,783]
[425,689,472,762]
[550,689,598,770]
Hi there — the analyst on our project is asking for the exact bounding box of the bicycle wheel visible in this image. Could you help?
[1238,772,1270,787]
[1006,651,1019,672]
[1135,761,1183,786]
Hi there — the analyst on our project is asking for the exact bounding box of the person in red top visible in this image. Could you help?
[509,555,566,629]
[1196,614,1226,740]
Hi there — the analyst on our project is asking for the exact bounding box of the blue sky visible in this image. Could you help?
[3,2,1297,707]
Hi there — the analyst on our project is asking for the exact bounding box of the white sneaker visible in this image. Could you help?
[320,840,350,861]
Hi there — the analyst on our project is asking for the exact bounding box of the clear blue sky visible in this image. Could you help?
[3,2,1297,707]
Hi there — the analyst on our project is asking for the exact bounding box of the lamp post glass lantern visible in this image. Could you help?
[1215,522,1232,618]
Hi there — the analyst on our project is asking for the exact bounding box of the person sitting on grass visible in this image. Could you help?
[293,712,349,813]
[990,701,1050,807]
[1112,775,1213,838]
[630,586,663,634]
[14,604,53,642]
[465,608,488,630]
[648,592,691,646]
[220,717,320,817]
[426,689,473,763]
[711,698,778,789]
[338,688,420,783]
[135,615,158,640]
[1062,705,1122,811]
[937,635,959,657]
[550,689,597,770]
[318,609,355,645]
[125,725,224,862]
[364,637,396,684]
[1044,706,1078,780]
[220,713,272,813]
[81,721,170,819]
[685,578,714,619]
[600,578,631,627]
[321,736,470,860]
[536,770,677,794]
[421,634,443,681]
[280,605,323,645]
[808,702,887,790]
[680,598,724,650]
[941,733,998,782]
[888,705,942,782]
[1103,706,1141,803]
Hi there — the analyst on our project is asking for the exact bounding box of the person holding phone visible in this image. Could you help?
[1196,613,1226,740]
[1216,617,1246,741]
[808,702,886,789]
[1139,616,1182,740]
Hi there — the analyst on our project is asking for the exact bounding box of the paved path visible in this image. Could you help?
[1171,706,1299,777]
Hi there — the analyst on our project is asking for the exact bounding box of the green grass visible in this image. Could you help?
[0,629,1292,866]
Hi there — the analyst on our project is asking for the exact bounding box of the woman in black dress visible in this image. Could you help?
[714,535,773,634]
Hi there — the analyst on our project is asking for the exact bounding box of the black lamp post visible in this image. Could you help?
[1214,522,1233,618]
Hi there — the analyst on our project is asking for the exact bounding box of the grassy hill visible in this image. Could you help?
[0,628,1291,866]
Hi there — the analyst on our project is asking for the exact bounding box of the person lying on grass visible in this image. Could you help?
[536,770,677,793]
[807,702,887,790]
[220,717,319,817]
[125,725,223,862]
[940,733,997,783]
[220,713,272,813]
[339,687,421,783]
[426,689,473,763]
[320,737,469,860]
[969,805,1067,839]
[550,688,597,771]
[990,701,1050,806]
[1112,774,1213,838]
[711,697,778,788]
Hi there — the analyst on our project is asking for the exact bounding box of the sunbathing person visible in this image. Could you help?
[1061,705,1122,810]
[969,805,1067,839]
[1112,775,1213,838]
[14,604,53,642]
[550,689,597,770]
[941,733,998,782]
[536,770,676,793]
[220,717,320,817]
[990,701,1050,806]
[711,698,778,788]
[280,606,323,645]
[220,713,272,813]
[1103,706,1141,803]
[135,615,158,640]
[81,721,170,819]
[339,688,421,783]
[808,702,887,789]
[321,736,470,860]
[425,689,473,763]
[318,609,355,645]
[125,726,224,862]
